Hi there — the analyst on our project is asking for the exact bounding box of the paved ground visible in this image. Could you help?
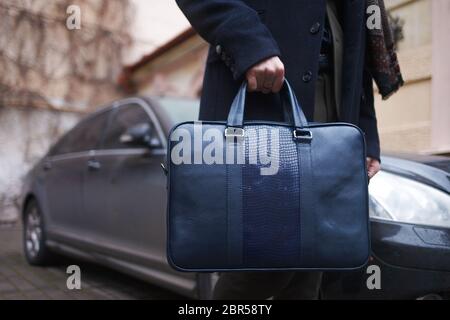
[0,222,184,300]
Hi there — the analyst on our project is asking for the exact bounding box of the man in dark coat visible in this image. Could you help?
[176,0,382,299]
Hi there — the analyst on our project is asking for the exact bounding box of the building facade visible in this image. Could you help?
[121,0,450,156]
[377,0,450,155]
[0,0,133,222]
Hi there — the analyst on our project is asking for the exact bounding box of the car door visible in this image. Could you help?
[44,110,108,241]
[82,99,168,270]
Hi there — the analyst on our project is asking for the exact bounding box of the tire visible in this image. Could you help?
[196,273,215,300]
[417,293,443,300]
[197,273,221,300]
[23,198,55,266]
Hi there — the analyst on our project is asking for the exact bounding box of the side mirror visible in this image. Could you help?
[119,122,160,148]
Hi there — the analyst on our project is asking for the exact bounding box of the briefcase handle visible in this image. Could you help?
[226,79,309,134]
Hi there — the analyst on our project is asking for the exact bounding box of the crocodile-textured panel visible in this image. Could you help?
[243,125,301,267]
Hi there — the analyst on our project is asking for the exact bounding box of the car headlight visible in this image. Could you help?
[369,171,450,228]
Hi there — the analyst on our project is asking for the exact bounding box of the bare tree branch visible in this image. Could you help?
[0,0,133,111]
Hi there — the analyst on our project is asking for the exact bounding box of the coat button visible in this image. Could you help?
[302,71,313,83]
[221,52,227,61]
[310,22,321,34]
[215,45,222,55]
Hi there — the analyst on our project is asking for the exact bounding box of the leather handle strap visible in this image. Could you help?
[226,79,309,129]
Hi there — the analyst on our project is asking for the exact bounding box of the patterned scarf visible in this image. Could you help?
[366,0,404,100]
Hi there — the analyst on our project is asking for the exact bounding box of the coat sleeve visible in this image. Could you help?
[359,68,381,162]
[175,0,281,80]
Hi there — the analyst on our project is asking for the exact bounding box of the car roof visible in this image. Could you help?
[78,96,200,135]
[143,98,450,194]
[143,96,200,135]
[70,97,450,194]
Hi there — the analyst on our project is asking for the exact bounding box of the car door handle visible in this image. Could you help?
[87,159,101,170]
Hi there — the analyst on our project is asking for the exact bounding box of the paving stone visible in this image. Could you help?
[1,292,27,300]
[68,289,110,300]
[0,265,16,277]
[86,287,117,300]
[8,276,35,291]
[19,274,53,289]
[0,222,183,300]
[45,289,77,300]
[23,289,49,300]
[0,281,16,294]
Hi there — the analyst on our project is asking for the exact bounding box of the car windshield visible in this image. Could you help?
[155,96,200,124]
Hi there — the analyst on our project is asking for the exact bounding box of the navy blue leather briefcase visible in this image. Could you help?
[167,80,370,272]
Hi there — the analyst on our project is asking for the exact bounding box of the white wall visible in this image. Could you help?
[0,107,80,222]
[125,0,190,65]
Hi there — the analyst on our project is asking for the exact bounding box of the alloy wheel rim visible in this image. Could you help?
[25,207,42,258]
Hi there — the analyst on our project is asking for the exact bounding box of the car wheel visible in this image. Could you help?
[23,198,55,265]
[197,273,216,300]
[417,293,443,300]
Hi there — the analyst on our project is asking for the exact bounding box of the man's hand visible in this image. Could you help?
[246,56,285,94]
[367,157,381,180]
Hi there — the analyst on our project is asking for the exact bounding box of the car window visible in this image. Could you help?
[155,97,199,124]
[51,111,109,155]
[102,103,158,149]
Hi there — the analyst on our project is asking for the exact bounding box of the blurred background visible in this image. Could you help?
[0,0,449,223]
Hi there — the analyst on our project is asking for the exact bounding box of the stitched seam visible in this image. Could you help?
[297,143,302,264]
[308,144,315,265]
[226,160,230,266]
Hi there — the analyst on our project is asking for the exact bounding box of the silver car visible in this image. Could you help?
[20,96,214,299]
[20,96,450,299]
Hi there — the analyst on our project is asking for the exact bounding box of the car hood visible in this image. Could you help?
[381,154,450,194]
